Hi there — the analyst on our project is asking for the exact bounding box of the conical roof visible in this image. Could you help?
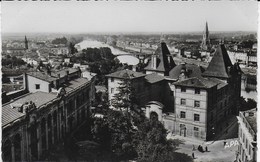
[202,44,232,78]
[145,42,176,74]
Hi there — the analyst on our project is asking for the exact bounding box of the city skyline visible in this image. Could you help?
[2,1,258,34]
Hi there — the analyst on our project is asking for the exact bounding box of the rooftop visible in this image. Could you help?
[173,77,218,89]
[145,73,165,84]
[106,69,146,79]
[2,91,57,127]
[167,63,202,80]
[27,68,80,83]
[203,44,233,78]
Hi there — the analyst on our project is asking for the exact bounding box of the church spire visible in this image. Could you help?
[25,36,28,50]
[201,21,210,51]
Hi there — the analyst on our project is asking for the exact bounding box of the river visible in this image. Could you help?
[76,40,139,65]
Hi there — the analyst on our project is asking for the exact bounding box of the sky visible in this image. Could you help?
[1,1,258,34]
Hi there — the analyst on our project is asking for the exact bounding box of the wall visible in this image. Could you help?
[174,86,208,140]
[27,75,50,93]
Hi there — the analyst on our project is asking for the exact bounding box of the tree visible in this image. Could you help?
[133,119,192,162]
[111,76,138,112]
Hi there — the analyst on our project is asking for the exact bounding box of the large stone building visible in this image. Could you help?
[237,109,257,162]
[107,42,242,141]
[2,68,96,161]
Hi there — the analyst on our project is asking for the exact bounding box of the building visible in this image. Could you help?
[237,109,257,162]
[106,43,242,141]
[2,68,96,161]
[201,22,211,51]
[106,69,171,110]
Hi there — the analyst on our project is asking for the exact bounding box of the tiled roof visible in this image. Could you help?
[2,91,57,127]
[64,77,90,93]
[106,69,146,79]
[168,64,202,80]
[145,42,176,73]
[203,44,233,78]
[173,77,218,89]
[145,73,165,84]
[205,77,228,89]
[27,68,80,83]
[95,86,107,92]
[27,71,57,83]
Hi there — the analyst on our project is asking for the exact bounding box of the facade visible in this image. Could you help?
[2,68,96,161]
[237,109,257,162]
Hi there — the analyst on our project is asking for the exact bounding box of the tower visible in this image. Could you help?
[201,22,210,51]
[25,36,28,50]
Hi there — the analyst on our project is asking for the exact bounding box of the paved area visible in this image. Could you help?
[168,134,238,162]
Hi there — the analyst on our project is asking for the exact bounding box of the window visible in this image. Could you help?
[194,114,200,121]
[246,139,248,149]
[35,84,40,89]
[194,101,200,107]
[194,127,199,131]
[180,111,186,118]
[111,88,114,94]
[195,88,200,94]
[181,99,186,105]
[111,78,114,82]
[181,87,186,92]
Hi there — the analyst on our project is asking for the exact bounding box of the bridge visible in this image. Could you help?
[114,53,153,63]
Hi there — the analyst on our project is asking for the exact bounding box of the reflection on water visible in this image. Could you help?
[76,40,129,55]
[116,55,139,65]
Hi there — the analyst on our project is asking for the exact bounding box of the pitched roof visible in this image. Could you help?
[106,69,146,79]
[173,77,218,89]
[202,44,233,78]
[145,42,176,73]
[64,77,90,93]
[2,91,57,127]
[27,68,80,83]
[168,63,202,80]
[145,73,165,84]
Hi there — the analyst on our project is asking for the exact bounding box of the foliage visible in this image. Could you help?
[69,42,78,54]
[111,76,138,111]
[239,97,257,111]
[51,37,68,45]
[2,56,26,67]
